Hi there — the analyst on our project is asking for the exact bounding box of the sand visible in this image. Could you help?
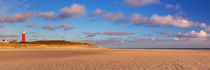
[0,49,210,70]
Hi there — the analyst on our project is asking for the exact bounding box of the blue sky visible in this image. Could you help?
[0,0,210,48]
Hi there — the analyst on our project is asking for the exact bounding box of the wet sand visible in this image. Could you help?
[0,49,210,70]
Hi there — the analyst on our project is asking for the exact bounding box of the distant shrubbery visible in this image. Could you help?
[19,40,90,45]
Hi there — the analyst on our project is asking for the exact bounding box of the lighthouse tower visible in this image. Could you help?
[22,30,26,42]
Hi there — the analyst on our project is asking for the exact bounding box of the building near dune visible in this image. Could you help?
[2,39,17,43]
[2,39,9,43]
[1,30,25,43]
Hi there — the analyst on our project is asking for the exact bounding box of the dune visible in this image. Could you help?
[0,49,209,70]
[0,40,102,49]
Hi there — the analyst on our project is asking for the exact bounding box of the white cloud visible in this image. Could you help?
[204,26,210,32]
[0,34,19,38]
[0,11,33,23]
[59,24,76,30]
[124,0,160,7]
[38,12,54,20]
[103,12,123,22]
[149,14,199,28]
[158,31,174,35]
[122,13,147,25]
[101,12,204,29]
[104,31,134,35]
[58,4,86,19]
[178,30,210,38]
[90,9,102,17]
[83,31,134,37]
[42,24,76,31]
[200,23,207,28]
[166,4,180,10]
[27,24,37,28]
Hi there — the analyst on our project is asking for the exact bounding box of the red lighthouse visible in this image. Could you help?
[22,30,26,42]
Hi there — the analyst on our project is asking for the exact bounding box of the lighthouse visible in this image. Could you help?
[22,30,26,42]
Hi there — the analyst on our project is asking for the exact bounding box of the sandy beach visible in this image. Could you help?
[0,49,210,70]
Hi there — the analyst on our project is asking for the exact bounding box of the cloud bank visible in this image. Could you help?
[58,4,86,19]
[0,12,33,23]
[42,24,76,31]
[27,24,37,28]
[149,14,199,28]
[177,30,210,38]
[90,9,102,17]
[38,12,54,20]
[124,0,160,7]
[83,31,134,37]
[121,13,147,25]
[0,34,19,38]
[103,12,123,22]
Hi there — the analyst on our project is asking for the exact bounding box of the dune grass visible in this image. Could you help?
[0,40,100,49]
